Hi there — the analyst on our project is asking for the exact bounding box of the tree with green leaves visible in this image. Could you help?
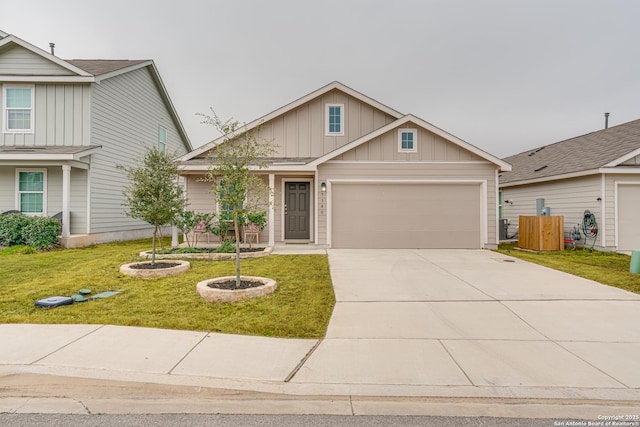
[120,147,187,264]
[201,110,275,287]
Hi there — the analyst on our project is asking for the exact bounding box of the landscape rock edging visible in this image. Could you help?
[196,276,277,302]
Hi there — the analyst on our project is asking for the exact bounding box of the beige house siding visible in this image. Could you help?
[621,155,640,166]
[252,89,396,159]
[501,175,604,247]
[0,45,75,76]
[318,162,498,247]
[184,174,274,243]
[1,83,91,146]
[335,125,484,162]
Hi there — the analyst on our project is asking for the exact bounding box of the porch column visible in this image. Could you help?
[61,164,71,238]
[268,173,275,247]
[171,225,179,247]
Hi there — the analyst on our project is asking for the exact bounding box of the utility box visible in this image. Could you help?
[499,219,508,240]
[518,216,564,251]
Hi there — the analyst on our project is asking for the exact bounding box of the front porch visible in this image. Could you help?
[178,171,323,248]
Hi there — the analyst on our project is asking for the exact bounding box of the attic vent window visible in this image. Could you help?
[325,104,344,136]
[534,165,548,172]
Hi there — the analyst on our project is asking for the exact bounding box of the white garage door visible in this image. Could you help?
[618,184,640,251]
[331,183,482,249]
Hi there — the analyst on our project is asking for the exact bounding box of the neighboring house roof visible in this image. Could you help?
[501,118,640,185]
[0,30,192,151]
[0,145,102,161]
[181,81,510,172]
[67,59,149,76]
[0,33,94,80]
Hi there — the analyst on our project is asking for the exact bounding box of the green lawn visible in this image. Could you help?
[0,239,335,338]
[496,243,640,295]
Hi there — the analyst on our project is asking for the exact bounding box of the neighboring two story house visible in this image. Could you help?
[180,82,511,249]
[0,30,192,247]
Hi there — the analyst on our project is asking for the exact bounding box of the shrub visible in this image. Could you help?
[21,217,61,250]
[23,220,60,250]
[216,239,236,253]
[0,214,30,246]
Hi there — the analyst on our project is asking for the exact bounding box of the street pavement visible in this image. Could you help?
[1,249,640,418]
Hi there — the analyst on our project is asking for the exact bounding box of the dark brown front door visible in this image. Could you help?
[285,182,310,240]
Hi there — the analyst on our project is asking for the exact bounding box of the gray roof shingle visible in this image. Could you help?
[500,118,640,184]
[66,59,148,76]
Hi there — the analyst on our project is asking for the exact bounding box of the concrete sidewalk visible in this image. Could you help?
[1,249,640,416]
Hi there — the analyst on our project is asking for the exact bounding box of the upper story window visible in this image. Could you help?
[3,85,34,133]
[16,169,46,215]
[325,104,344,136]
[398,128,417,153]
[158,126,167,153]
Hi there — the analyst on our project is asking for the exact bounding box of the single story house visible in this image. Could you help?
[0,30,192,247]
[500,118,640,251]
[179,81,511,249]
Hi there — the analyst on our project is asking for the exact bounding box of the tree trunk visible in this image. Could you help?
[234,216,241,288]
[152,221,158,265]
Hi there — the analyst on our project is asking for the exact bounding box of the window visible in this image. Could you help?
[16,170,46,215]
[158,126,167,153]
[398,129,417,153]
[325,104,344,136]
[218,181,244,221]
[3,85,34,133]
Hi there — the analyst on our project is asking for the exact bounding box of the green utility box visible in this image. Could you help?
[630,250,640,274]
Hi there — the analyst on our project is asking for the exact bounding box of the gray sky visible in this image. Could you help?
[3,0,639,157]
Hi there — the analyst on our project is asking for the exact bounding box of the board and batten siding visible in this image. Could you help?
[0,83,91,146]
[318,162,498,247]
[335,125,484,162]
[89,66,189,234]
[0,45,75,76]
[252,89,396,159]
[501,175,603,247]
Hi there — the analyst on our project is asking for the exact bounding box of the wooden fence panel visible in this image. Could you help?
[518,216,564,251]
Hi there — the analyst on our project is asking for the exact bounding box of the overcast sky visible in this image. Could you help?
[3,0,639,157]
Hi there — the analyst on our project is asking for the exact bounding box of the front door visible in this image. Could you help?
[285,182,310,240]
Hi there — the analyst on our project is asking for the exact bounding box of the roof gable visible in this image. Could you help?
[181,81,404,161]
[0,34,93,79]
[310,114,511,170]
[501,118,640,184]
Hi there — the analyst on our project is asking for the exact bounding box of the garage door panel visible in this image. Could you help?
[618,185,640,251]
[331,183,481,249]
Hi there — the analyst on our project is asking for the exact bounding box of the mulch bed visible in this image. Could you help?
[162,247,266,254]
[207,280,265,290]
[130,262,182,270]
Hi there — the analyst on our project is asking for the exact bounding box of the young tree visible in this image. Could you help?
[120,147,187,264]
[201,110,275,287]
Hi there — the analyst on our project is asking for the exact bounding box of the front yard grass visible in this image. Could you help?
[0,239,335,338]
[496,243,640,295]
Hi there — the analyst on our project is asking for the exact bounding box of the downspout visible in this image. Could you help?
[61,164,71,238]
[268,173,275,247]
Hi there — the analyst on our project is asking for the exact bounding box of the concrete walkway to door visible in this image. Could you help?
[291,249,640,400]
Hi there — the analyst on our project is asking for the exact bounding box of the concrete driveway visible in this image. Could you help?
[292,249,640,392]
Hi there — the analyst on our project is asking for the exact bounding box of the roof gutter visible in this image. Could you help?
[499,169,600,187]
